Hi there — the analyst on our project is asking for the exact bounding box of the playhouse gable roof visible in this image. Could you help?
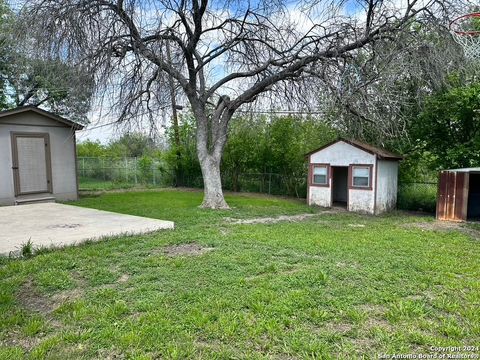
[306,138,402,161]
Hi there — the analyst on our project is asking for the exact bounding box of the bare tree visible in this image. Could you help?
[25,0,442,208]
[316,22,466,147]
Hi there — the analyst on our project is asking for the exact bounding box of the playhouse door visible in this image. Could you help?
[11,133,53,196]
[437,171,469,221]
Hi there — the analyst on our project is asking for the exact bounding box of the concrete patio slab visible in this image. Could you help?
[0,203,174,255]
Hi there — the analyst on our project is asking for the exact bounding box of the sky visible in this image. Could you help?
[76,122,118,144]
[76,106,173,144]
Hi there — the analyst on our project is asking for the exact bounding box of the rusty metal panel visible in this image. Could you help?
[436,171,449,220]
[445,171,457,220]
[438,170,473,222]
[454,172,469,221]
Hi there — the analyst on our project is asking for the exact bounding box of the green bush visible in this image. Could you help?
[397,183,437,213]
[137,155,154,183]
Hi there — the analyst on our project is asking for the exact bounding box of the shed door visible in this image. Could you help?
[11,133,53,196]
[436,171,469,221]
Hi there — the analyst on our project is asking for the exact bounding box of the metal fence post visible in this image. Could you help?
[152,162,156,186]
[125,157,128,182]
[102,158,106,181]
[268,173,272,194]
[134,157,138,185]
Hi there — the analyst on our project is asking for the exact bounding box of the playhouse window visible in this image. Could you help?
[352,166,371,188]
[312,165,328,185]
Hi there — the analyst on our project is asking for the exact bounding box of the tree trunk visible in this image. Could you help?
[192,96,232,209]
[199,154,229,209]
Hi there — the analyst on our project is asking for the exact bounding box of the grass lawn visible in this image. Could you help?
[78,177,136,191]
[1,190,479,359]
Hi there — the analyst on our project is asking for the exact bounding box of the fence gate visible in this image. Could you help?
[436,171,469,221]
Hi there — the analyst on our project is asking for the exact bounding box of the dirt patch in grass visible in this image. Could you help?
[405,221,480,240]
[1,333,47,352]
[17,280,83,314]
[163,243,214,256]
[404,292,435,301]
[347,223,366,228]
[96,348,129,359]
[244,266,304,281]
[51,288,83,304]
[411,221,463,231]
[218,227,230,236]
[16,280,53,313]
[356,303,392,331]
[348,338,376,354]
[117,274,130,283]
[336,261,361,269]
[325,322,353,334]
[226,212,338,225]
[357,304,387,315]
[365,317,391,330]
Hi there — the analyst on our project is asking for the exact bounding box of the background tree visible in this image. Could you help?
[0,0,15,109]
[76,140,108,158]
[164,113,207,188]
[222,117,267,192]
[0,0,93,122]
[77,132,161,158]
[26,0,444,208]
[262,116,336,196]
[108,133,159,158]
[4,58,94,122]
[410,80,480,170]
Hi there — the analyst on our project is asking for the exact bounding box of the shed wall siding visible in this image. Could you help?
[348,188,375,214]
[375,160,398,214]
[0,117,78,205]
[309,185,332,207]
[310,141,375,166]
[308,141,376,213]
[0,128,15,203]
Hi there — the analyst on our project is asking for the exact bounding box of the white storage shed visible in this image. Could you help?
[306,138,402,214]
[0,106,84,205]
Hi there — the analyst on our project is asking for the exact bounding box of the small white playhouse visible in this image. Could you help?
[306,138,402,214]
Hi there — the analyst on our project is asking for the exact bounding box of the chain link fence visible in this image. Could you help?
[78,157,174,190]
[221,172,307,198]
[77,157,306,197]
[78,157,438,212]
[397,181,437,213]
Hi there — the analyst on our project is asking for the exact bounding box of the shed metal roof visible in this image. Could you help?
[0,106,85,130]
[305,138,403,161]
[445,167,480,173]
